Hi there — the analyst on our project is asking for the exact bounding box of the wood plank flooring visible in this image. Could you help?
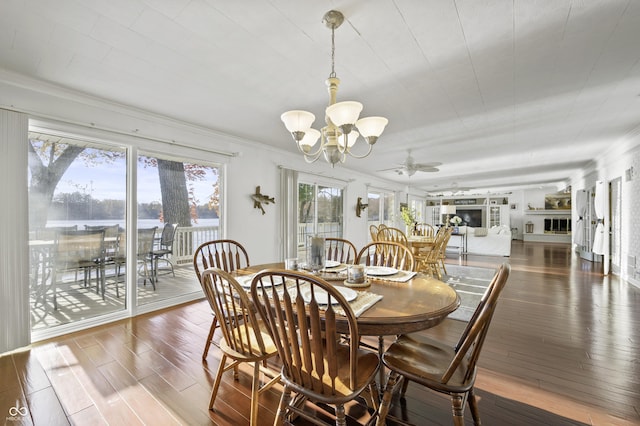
[1,241,639,425]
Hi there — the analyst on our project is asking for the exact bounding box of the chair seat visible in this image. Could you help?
[219,320,278,360]
[151,248,171,256]
[383,333,473,394]
[284,345,380,403]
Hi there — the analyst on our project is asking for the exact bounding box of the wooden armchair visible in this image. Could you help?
[377,263,511,426]
[193,239,251,360]
[250,269,380,425]
[200,268,279,426]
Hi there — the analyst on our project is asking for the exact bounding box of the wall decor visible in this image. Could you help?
[251,186,275,215]
[544,192,571,210]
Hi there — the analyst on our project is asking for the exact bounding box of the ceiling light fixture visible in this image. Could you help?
[281,10,388,167]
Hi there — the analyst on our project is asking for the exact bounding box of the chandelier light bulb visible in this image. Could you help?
[281,110,315,136]
[356,116,388,144]
[299,128,321,151]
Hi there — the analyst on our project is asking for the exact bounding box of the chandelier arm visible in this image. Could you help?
[295,141,324,158]
[344,143,374,159]
[303,153,322,163]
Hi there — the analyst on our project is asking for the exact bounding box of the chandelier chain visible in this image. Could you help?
[330,26,336,78]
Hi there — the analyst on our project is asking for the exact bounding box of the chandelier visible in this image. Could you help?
[281,10,388,167]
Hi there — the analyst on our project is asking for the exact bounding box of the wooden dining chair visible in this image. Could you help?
[356,241,415,272]
[200,268,280,426]
[325,237,357,264]
[193,239,251,360]
[377,263,511,426]
[369,224,379,242]
[414,226,451,279]
[250,269,380,426]
[439,226,455,275]
[377,227,408,247]
[414,223,435,238]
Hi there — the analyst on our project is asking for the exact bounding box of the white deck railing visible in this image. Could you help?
[172,225,220,265]
[172,223,342,265]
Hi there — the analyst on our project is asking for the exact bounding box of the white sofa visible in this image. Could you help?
[454,225,512,256]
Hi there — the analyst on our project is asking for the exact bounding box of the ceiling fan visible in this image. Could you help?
[380,150,441,177]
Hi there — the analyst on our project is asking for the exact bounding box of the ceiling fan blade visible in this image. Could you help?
[415,166,440,172]
[376,166,403,172]
[415,162,442,168]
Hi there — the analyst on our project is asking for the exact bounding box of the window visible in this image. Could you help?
[367,189,395,236]
[297,181,344,258]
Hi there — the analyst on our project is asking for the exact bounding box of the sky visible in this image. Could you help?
[30,149,219,204]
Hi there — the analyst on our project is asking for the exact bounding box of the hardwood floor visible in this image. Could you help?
[1,241,639,425]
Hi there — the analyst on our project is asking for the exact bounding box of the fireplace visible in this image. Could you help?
[544,218,571,234]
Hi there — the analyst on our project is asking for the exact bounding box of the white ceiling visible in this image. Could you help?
[2,0,640,194]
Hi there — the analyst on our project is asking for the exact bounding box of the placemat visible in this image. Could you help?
[370,270,416,282]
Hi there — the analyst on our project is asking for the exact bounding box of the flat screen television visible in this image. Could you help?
[455,209,484,228]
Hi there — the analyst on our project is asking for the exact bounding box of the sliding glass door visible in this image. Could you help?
[27,128,224,334]
[297,181,344,258]
[28,131,127,330]
[136,152,222,306]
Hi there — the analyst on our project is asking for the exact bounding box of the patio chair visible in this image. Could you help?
[137,227,157,290]
[150,223,178,280]
[51,229,105,309]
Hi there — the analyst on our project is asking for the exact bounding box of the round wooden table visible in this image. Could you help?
[240,262,459,335]
[238,263,460,385]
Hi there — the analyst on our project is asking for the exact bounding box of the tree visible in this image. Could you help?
[157,159,191,227]
[28,134,219,229]
[28,140,86,228]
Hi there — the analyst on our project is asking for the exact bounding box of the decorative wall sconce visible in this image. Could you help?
[356,197,368,217]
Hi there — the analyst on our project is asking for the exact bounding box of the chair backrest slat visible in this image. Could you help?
[325,237,357,264]
[251,270,362,394]
[377,227,408,246]
[201,268,268,357]
[194,239,250,279]
[356,241,415,271]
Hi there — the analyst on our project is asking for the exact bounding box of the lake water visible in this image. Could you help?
[43,218,220,229]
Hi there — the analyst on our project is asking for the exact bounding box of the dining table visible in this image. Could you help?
[234,262,460,386]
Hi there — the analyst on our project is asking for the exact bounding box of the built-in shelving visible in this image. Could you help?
[525,209,571,215]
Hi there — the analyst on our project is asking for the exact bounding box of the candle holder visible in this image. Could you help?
[306,235,326,274]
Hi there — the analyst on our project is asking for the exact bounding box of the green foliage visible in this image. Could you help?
[400,207,417,226]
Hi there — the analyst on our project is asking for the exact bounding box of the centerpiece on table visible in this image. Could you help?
[401,207,418,236]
